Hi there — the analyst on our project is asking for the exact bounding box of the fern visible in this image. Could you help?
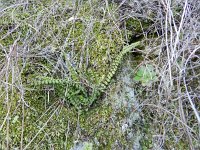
[32,41,141,109]
[32,76,70,86]
[98,41,141,91]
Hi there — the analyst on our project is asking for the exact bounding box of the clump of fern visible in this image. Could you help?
[32,41,141,109]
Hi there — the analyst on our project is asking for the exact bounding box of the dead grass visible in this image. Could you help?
[129,0,200,149]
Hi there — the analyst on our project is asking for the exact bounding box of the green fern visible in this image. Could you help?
[32,76,70,86]
[32,41,141,109]
[98,41,141,91]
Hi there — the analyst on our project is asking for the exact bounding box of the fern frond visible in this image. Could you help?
[32,41,141,109]
[98,41,141,90]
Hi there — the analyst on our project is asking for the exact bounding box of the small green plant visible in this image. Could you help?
[32,42,142,109]
[83,142,93,150]
[133,64,157,86]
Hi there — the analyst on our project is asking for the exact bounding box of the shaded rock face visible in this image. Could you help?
[69,55,144,150]
[105,56,143,150]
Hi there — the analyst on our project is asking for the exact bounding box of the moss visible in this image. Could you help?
[0,0,148,149]
[0,89,126,149]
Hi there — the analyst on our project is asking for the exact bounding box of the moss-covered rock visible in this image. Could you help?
[0,0,140,149]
